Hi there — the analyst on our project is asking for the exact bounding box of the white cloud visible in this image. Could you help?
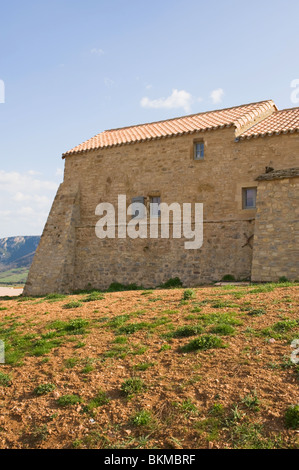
[0,170,59,238]
[210,88,224,104]
[91,48,105,56]
[141,89,193,113]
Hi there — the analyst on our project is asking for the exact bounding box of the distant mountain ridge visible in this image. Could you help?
[0,236,41,272]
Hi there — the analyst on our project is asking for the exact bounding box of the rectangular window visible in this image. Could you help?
[150,196,161,218]
[131,196,146,219]
[194,142,204,160]
[243,188,257,209]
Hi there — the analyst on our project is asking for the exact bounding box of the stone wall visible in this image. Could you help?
[24,126,299,295]
[251,174,299,282]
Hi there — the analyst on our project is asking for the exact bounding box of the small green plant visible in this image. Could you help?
[209,324,235,336]
[86,389,110,410]
[180,335,226,352]
[107,282,144,292]
[113,336,128,344]
[62,301,83,309]
[33,383,56,396]
[57,394,82,406]
[44,293,67,302]
[272,320,297,333]
[133,362,155,371]
[209,403,225,416]
[279,276,289,283]
[211,300,239,309]
[121,378,146,397]
[0,371,12,387]
[221,274,236,282]
[245,308,266,316]
[130,410,152,426]
[117,322,150,335]
[180,399,198,415]
[64,357,79,369]
[160,344,171,352]
[160,277,183,289]
[31,424,49,442]
[171,325,204,338]
[183,289,196,301]
[242,390,260,411]
[82,291,105,302]
[284,405,299,429]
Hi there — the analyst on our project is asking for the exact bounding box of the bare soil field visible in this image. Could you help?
[0,282,298,449]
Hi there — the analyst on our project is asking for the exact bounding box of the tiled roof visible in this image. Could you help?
[239,107,299,140]
[63,100,276,157]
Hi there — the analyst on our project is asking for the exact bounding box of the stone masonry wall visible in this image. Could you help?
[251,176,299,282]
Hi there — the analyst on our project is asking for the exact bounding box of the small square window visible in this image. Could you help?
[131,196,146,219]
[194,142,204,160]
[243,188,257,209]
[150,196,161,218]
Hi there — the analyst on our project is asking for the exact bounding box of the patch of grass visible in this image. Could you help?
[179,399,198,416]
[285,405,299,429]
[272,319,298,333]
[86,389,110,411]
[107,314,131,329]
[82,291,105,302]
[170,325,204,338]
[113,336,128,344]
[198,312,242,327]
[33,383,56,396]
[244,307,266,316]
[160,344,171,352]
[117,321,150,335]
[194,417,221,441]
[249,284,274,294]
[0,371,12,387]
[57,394,82,407]
[0,307,8,311]
[190,306,202,313]
[44,293,67,302]
[209,403,225,416]
[182,289,196,301]
[180,334,226,352]
[107,282,145,292]
[64,357,79,369]
[211,300,239,309]
[130,410,152,426]
[121,377,146,398]
[62,301,83,309]
[133,361,155,371]
[242,390,260,411]
[160,277,183,289]
[221,274,236,282]
[209,324,235,336]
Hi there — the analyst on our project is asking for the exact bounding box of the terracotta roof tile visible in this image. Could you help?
[239,107,299,140]
[63,100,277,157]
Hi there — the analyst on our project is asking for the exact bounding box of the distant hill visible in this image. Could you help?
[0,236,40,272]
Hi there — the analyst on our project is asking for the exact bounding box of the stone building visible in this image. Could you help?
[24,100,299,295]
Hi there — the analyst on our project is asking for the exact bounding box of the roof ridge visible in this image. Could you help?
[103,99,275,133]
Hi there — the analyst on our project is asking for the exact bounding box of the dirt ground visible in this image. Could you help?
[0,283,298,449]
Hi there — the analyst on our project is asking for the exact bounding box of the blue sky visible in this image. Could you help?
[0,0,298,237]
